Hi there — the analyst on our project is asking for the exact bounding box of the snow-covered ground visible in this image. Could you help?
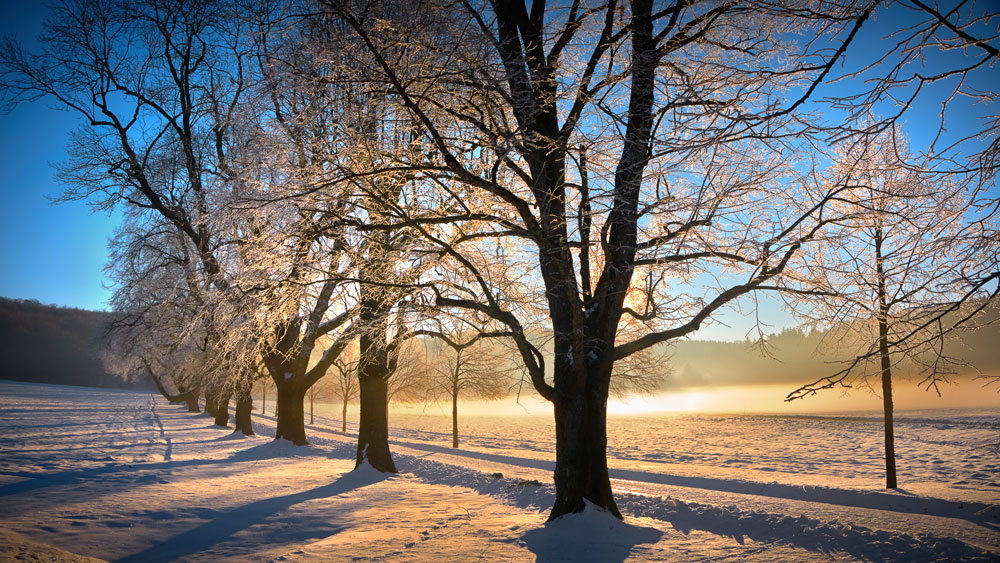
[0,380,997,562]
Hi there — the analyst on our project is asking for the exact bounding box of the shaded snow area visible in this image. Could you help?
[0,381,997,562]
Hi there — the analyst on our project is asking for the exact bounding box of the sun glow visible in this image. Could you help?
[607,391,711,414]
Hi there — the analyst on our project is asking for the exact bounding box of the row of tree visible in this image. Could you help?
[2,0,997,521]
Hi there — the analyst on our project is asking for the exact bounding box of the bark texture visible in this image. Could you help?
[274,377,308,445]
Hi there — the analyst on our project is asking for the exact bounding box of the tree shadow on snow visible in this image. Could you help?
[0,438,350,518]
[620,495,997,562]
[521,504,663,563]
[115,465,391,563]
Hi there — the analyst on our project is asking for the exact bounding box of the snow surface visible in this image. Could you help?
[0,380,997,562]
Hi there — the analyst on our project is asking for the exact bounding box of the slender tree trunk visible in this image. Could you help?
[550,381,620,520]
[310,394,315,425]
[879,327,896,488]
[233,374,254,436]
[274,377,308,445]
[146,368,183,404]
[875,225,897,489]
[342,398,348,433]
[452,383,459,449]
[261,385,266,415]
[213,393,231,428]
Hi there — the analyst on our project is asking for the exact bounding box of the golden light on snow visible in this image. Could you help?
[442,376,998,418]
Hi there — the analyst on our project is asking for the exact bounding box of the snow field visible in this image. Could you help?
[0,381,997,562]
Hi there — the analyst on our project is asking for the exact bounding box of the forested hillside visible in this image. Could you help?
[666,307,1000,390]
[0,297,140,388]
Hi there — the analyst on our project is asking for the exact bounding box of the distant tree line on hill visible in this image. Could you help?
[0,297,146,388]
[3,293,997,398]
[665,307,1000,391]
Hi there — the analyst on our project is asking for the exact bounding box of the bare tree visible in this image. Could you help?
[328,0,871,519]
[329,355,360,432]
[785,128,980,488]
[810,0,1000,360]
[421,317,514,448]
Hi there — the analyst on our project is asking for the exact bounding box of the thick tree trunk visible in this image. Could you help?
[234,393,253,435]
[203,389,219,418]
[274,377,308,445]
[178,387,200,413]
[356,372,397,472]
[452,385,459,449]
[355,295,397,472]
[213,393,231,428]
[233,375,254,436]
[550,390,620,520]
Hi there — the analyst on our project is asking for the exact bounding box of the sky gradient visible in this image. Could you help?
[0,1,120,311]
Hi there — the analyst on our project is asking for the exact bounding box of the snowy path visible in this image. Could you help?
[0,381,997,562]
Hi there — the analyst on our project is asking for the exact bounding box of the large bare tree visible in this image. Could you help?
[327,0,872,519]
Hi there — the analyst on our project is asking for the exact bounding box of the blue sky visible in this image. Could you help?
[0,1,995,338]
[0,1,120,311]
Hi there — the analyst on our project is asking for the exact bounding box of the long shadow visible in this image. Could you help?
[608,467,1000,525]
[391,438,556,473]
[390,438,998,525]
[399,451,998,562]
[619,494,998,562]
[0,439,347,510]
[114,468,390,563]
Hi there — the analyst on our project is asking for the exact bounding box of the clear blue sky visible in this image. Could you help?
[0,1,120,311]
[0,1,995,334]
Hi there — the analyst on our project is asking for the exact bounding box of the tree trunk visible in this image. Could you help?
[550,389,621,520]
[146,368,183,405]
[356,372,397,472]
[875,224,897,489]
[452,384,459,449]
[342,399,348,433]
[145,367,199,412]
[261,385,266,414]
[879,334,897,489]
[204,389,219,418]
[310,395,315,425]
[274,377,308,445]
[233,375,254,436]
[213,393,231,428]
[178,387,200,412]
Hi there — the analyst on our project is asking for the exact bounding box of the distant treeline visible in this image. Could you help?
[0,297,144,388]
[3,296,997,392]
[666,309,1000,389]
